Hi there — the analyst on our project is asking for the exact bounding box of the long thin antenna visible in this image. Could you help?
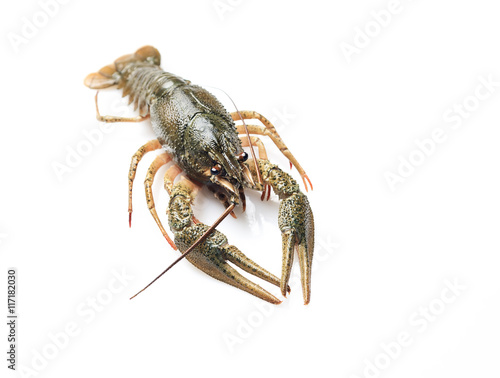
[130,203,235,300]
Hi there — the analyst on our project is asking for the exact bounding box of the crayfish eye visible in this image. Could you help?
[238,151,248,162]
[210,163,222,175]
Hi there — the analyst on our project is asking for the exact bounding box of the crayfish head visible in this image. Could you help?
[184,113,256,205]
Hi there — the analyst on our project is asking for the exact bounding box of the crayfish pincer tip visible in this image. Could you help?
[302,174,313,192]
[165,236,177,251]
[269,296,282,305]
[128,213,132,228]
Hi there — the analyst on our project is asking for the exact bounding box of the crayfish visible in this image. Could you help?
[84,46,314,304]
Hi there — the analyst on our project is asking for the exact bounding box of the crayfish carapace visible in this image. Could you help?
[84,46,314,304]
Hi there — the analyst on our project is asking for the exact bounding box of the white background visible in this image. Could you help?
[1,0,500,377]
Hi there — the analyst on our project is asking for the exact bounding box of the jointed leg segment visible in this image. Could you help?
[95,91,150,123]
[239,135,272,200]
[239,135,268,160]
[232,110,313,191]
[144,153,176,249]
[128,140,162,226]
[127,139,177,249]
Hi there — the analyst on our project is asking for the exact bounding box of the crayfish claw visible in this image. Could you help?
[279,192,314,304]
[175,224,282,304]
[168,185,284,304]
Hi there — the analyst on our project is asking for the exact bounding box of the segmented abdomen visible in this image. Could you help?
[84,45,188,114]
[117,63,188,113]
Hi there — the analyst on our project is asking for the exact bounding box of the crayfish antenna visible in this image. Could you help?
[130,203,236,300]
